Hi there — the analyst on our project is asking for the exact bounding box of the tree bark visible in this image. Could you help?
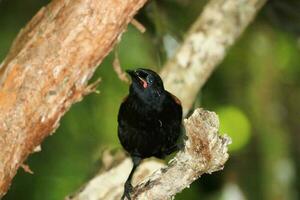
[0,0,148,197]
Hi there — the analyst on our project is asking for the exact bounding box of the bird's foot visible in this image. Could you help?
[165,143,183,155]
[121,182,133,200]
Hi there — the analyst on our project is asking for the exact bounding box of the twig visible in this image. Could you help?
[113,52,130,83]
[131,19,146,33]
[20,164,34,175]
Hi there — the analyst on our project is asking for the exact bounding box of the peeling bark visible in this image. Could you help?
[0,0,148,197]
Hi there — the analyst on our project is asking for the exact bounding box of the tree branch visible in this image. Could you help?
[0,0,148,197]
[161,0,267,115]
[67,0,267,199]
[68,109,230,200]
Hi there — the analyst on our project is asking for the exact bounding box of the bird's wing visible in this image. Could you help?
[168,92,182,106]
[166,91,182,119]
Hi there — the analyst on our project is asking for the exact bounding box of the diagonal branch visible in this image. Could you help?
[0,0,148,197]
[161,0,267,115]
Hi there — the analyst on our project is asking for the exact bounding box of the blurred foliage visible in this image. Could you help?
[217,106,251,152]
[1,0,300,200]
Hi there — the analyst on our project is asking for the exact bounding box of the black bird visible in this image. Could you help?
[118,68,182,200]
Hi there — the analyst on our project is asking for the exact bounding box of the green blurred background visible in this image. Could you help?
[1,0,300,199]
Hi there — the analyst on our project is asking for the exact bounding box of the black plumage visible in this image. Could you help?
[117,68,182,200]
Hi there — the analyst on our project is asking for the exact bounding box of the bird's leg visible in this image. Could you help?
[121,156,141,200]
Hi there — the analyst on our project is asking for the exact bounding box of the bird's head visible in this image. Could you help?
[126,68,165,101]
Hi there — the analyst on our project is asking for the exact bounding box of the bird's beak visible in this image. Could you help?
[125,69,136,78]
[126,69,148,88]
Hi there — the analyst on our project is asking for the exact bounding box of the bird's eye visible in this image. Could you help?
[147,77,154,84]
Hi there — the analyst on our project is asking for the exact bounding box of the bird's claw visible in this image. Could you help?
[121,183,133,200]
